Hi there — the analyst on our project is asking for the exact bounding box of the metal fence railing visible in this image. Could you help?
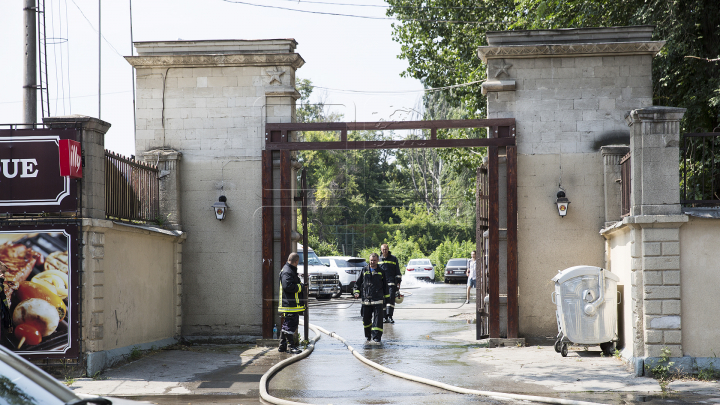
[105,150,160,222]
[682,131,720,207]
[620,152,631,217]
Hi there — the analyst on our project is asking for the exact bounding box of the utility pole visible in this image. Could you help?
[23,0,37,125]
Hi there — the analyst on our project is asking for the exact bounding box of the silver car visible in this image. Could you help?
[0,344,148,404]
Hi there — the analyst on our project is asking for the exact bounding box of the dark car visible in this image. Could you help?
[444,258,469,284]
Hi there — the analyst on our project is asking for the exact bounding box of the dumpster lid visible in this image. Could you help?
[551,265,619,284]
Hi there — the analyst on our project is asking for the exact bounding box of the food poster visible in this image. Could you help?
[0,225,78,358]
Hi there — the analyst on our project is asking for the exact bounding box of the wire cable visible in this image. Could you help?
[312,80,485,95]
[220,0,498,24]
[68,0,124,58]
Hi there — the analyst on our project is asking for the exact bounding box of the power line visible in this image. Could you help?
[220,0,491,24]
[68,0,124,58]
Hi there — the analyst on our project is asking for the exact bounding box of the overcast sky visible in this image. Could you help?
[0,0,425,156]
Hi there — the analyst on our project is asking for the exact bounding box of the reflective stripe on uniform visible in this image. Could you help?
[371,327,383,332]
[380,260,397,265]
[388,282,396,286]
[363,300,384,305]
[386,304,395,308]
[364,323,372,328]
[279,306,305,312]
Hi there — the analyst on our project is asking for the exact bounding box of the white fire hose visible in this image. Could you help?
[260,322,609,405]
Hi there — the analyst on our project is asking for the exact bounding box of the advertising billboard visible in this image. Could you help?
[0,128,79,214]
[0,225,79,358]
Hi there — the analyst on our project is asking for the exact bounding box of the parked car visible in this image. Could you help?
[297,244,340,300]
[444,258,469,284]
[319,256,367,297]
[405,258,436,282]
[0,344,148,404]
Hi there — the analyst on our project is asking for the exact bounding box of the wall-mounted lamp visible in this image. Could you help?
[212,195,228,220]
[556,190,570,217]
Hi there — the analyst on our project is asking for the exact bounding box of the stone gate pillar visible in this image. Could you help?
[625,107,688,363]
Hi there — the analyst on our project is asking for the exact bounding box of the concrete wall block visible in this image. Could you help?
[643,256,680,271]
[643,242,661,256]
[662,300,681,315]
[645,300,662,315]
[643,270,663,285]
[574,98,599,110]
[663,330,682,344]
[644,285,681,300]
[207,76,238,87]
[598,98,616,111]
[645,329,663,344]
[575,57,603,68]
[647,315,681,330]
[577,120,603,132]
[207,108,231,118]
[206,98,228,108]
[642,228,679,243]
[646,344,682,358]
[593,66,620,77]
[662,270,680,285]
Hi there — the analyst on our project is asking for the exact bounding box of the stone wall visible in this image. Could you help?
[478,26,662,338]
[126,40,303,338]
[81,219,185,375]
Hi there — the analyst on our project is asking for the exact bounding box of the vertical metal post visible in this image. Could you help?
[98,0,101,119]
[301,169,309,342]
[261,150,274,338]
[506,144,518,338]
[23,0,37,125]
[488,145,500,338]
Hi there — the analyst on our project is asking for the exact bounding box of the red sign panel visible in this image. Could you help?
[59,139,82,178]
[0,129,79,214]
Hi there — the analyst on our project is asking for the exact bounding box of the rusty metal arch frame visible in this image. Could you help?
[261,119,518,340]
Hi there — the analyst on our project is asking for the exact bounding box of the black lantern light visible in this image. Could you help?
[212,195,228,220]
[556,189,570,217]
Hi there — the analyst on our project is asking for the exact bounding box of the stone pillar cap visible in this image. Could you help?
[43,115,111,134]
[625,106,686,125]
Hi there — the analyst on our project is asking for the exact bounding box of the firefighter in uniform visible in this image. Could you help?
[278,252,305,354]
[353,253,389,343]
[379,244,402,323]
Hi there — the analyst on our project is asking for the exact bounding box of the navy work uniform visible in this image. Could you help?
[278,261,305,353]
[354,263,389,342]
[379,252,402,322]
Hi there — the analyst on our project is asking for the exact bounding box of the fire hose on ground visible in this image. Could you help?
[259,321,609,405]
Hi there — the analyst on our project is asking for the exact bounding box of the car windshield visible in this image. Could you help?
[408,259,430,266]
[298,250,323,266]
[319,258,330,265]
[448,259,467,266]
[334,259,367,268]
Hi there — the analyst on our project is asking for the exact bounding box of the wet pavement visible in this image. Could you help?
[70,281,720,404]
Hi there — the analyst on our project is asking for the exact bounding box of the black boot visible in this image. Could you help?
[278,332,288,352]
[288,333,302,354]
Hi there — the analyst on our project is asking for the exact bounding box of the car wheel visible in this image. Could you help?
[331,282,342,298]
[444,278,449,284]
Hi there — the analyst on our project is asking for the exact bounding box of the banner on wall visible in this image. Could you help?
[0,225,79,358]
[0,129,79,214]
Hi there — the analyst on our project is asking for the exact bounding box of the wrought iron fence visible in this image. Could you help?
[681,131,720,206]
[105,151,160,222]
[620,152,631,216]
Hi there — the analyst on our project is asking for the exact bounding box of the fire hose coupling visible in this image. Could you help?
[582,268,606,316]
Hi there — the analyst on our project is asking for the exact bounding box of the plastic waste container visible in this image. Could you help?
[551,265,619,357]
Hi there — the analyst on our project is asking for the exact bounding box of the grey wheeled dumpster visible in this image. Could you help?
[551,265,619,357]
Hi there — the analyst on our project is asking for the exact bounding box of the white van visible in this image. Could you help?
[297,244,340,300]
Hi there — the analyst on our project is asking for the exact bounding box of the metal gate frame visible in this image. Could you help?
[261,119,518,340]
